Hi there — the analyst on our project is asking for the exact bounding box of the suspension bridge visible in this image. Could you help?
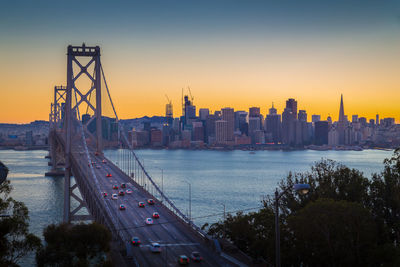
[47,44,245,266]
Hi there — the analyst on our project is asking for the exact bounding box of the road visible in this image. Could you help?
[84,152,228,266]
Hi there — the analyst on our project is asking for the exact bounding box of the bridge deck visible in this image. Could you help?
[72,150,227,266]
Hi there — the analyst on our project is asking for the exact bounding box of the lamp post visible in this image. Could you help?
[183,180,192,223]
[274,183,310,267]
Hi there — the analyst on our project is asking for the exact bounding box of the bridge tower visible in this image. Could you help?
[49,86,67,173]
[64,44,102,222]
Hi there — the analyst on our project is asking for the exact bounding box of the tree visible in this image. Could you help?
[370,148,400,245]
[207,208,275,261]
[0,180,42,266]
[288,199,379,267]
[36,222,112,267]
[205,154,400,266]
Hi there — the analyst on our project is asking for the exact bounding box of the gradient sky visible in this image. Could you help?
[1,0,400,123]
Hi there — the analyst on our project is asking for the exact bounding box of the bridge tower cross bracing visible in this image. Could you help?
[64,44,102,223]
[49,86,67,172]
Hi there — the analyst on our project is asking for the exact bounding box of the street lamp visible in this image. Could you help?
[183,180,192,223]
[274,183,310,267]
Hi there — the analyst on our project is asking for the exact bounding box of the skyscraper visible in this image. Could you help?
[268,103,277,115]
[249,107,260,117]
[311,115,321,123]
[266,103,281,143]
[215,120,228,144]
[199,108,209,121]
[286,98,297,119]
[339,94,345,122]
[282,108,295,145]
[222,107,235,141]
[337,94,346,145]
[248,117,261,144]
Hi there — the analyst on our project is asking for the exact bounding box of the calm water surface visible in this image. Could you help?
[0,149,393,266]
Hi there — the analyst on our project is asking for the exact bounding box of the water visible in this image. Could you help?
[0,148,393,266]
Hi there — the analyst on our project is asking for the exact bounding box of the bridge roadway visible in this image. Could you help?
[74,151,228,266]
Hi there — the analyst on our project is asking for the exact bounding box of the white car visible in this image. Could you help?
[111,193,118,200]
[150,242,161,253]
[145,218,153,225]
[126,189,133,194]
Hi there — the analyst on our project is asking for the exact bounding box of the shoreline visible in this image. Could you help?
[0,145,394,152]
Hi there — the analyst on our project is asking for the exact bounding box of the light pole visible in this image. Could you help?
[183,180,192,223]
[274,183,310,267]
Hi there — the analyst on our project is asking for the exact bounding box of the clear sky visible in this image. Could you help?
[1,0,400,123]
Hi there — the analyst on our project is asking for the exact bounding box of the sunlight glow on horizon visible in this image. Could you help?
[1,1,399,123]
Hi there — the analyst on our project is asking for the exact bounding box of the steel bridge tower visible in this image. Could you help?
[64,44,102,222]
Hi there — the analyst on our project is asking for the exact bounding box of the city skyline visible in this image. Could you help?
[1,0,400,123]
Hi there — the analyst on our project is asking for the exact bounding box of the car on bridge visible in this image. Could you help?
[111,194,118,200]
[190,251,203,262]
[131,237,141,246]
[119,204,126,210]
[152,212,159,219]
[113,185,118,190]
[138,202,145,208]
[150,242,161,253]
[147,199,155,205]
[118,190,125,196]
[126,189,133,194]
[106,173,112,177]
[145,218,153,225]
[121,183,126,188]
[178,255,189,265]
[102,192,107,198]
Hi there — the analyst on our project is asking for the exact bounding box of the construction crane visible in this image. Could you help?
[187,86,194,103]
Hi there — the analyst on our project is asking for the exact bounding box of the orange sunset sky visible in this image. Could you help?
[1,1,399,123]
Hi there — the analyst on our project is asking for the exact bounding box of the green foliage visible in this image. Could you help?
[0,180,42,267]
[288,199,378,266]
[36,222,112,267]
[205,151,400,266]
[207,208,275,260]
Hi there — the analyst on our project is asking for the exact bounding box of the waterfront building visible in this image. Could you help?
[222,107,235,141]
[315,121,329,145]
[215,120,228,144]
[265,103,281,144]
[182,130,192,142]
[150,129,162,146]
[25,131,33,146]
[205,114,217,143]
[282,108,295,145]
[192,121,204,141]
[328,126,339,146]
[234,134,251,145]
[235,111,248,133]
[248,116,261,144]
[254,130,265,144]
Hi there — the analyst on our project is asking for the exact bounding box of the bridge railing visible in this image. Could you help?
[113,124,210,240]
[69,118,135,246]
